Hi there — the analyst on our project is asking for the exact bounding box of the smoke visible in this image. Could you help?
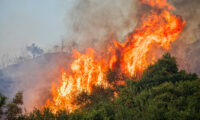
[169,0,200,75]
[64,0,200,75]
[0,53,72,112]
[0,0,200,112]
[0,0,141,112]
[64,0,140,52]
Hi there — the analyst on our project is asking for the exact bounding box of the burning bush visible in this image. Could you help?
[1,53,199,120]
[44,0,185,113]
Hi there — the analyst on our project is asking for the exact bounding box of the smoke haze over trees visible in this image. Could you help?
[0,0,200,114]
[0,53,200,119]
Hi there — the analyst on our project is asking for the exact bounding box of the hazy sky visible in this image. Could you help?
[0,0,75,58]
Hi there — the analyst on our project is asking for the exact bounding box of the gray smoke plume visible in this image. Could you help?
[65,0,200,75]
[64,0,140,52]
[169,0,200,75]
[0,52,72,112]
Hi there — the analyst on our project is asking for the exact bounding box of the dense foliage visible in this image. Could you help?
[0,93,7,118]
[0,53,200,120]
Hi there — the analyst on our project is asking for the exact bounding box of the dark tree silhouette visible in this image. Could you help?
[26,43,44,58]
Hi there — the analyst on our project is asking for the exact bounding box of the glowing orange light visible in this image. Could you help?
[45,0,185,112]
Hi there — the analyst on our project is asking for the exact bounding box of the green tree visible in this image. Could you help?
[135,53,198,93]
[0,93,7,119]
[114,53,200,120]
[15,53,200,120]
[81,102,115,120]
[6,92,23,120]
[74,85,114,110]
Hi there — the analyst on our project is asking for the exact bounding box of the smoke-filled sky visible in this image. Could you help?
[0,0,199,112]
[0,0,76,58]
[1,0,199,63]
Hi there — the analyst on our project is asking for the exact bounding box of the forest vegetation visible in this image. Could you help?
[0,53,200,120]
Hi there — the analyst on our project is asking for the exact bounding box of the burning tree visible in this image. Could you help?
[16,53,200,120]
[44,0,185,113]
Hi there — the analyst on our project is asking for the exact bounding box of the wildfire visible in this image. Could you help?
[45,0,185,112]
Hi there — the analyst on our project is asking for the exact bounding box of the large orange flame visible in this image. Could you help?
[45,0,185,112]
